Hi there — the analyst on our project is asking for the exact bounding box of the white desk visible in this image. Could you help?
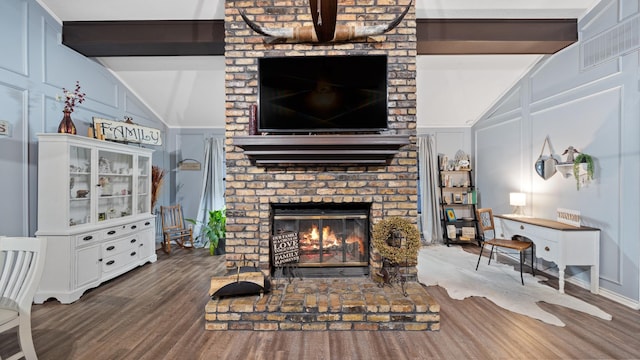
[494,215,600,294]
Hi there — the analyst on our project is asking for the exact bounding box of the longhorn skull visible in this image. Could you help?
[239,0,412,44]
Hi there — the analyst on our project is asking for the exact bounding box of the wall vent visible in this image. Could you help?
[581,13,640,69]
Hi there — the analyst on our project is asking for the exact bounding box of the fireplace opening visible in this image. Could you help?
[271,203,370,277]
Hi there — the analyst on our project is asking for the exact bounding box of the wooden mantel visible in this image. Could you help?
[233,134,411,165]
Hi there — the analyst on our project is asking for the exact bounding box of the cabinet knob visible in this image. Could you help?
[106,260,115,266]
[107,230,116,235]
[130,238,137,243]
[520,225,524,230]
[545,246,550,252]
[130,252,137,257]
[83,235,93,241]
[131,225,137,230]
[144,221,151,226]
[106,246,115,251]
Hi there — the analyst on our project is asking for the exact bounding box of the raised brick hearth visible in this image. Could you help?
[205,278,440,331]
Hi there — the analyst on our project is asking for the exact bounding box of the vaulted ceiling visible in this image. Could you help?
[36,0,600,128]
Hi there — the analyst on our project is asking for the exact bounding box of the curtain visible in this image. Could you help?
[193,136,225,247]
[418,134,442,244]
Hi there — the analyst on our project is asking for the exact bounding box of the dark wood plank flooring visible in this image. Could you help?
[1,246,639,359]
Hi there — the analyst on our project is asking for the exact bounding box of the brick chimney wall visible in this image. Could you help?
[224,0,417,276]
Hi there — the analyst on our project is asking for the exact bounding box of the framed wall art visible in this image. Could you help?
[445,208,456,222]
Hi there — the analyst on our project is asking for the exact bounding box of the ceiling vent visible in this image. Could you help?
[581,13,640,69]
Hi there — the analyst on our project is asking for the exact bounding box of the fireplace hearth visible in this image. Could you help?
[271,203,370,277]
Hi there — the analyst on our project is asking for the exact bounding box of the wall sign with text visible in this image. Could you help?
[0,120,9,136]
[271,232,300,266]
[93,118,162,145]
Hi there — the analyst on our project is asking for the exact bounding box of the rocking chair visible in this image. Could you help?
[160,205,194,254]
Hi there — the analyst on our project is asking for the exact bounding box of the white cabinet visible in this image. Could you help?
[35,134,157,304]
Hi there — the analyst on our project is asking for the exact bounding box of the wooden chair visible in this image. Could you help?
[475,208,534,285]
[0,236,47,360]
[160,205,194,254]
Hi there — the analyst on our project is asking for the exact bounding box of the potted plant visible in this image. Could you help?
[573,153,594,190]
[187,208,226,255]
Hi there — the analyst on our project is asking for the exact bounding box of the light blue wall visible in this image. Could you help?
[417,127,473,163]
[0,0,173,237]
[473,0,640,305]
[166,128,225,222]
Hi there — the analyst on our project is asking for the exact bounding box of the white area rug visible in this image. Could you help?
[417,245,612,326]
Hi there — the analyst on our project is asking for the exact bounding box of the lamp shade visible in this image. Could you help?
[510,192,526,207]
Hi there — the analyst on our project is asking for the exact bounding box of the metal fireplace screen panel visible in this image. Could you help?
[273,214,368,267]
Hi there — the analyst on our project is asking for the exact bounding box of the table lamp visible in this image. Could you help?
[510,192,526,215]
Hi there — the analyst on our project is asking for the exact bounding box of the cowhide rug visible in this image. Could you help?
[417,245,612,326]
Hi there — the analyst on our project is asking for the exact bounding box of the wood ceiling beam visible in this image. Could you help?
[416,18,577,54]
[62,20,225,56]
[62,18,577,57]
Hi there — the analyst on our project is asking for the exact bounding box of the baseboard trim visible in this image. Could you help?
[496,251,639,310]
[597,288,640,310]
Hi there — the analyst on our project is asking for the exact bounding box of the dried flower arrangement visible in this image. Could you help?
[151,166,166,211]
[59,81,86,113]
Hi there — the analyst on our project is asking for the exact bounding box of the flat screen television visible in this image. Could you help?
[258,55,388,133]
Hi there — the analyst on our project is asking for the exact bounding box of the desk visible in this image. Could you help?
[494,215,600,294]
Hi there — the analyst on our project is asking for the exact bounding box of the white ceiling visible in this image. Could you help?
[36,0,599,128]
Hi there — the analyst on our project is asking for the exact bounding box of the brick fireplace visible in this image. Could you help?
[224,0,418,278]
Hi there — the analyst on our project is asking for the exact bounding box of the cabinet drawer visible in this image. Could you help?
[75,231,102,247]
[102,249,140,273]
[533,237,560,263]
[101,222,141,239]
[137,219,154,231]
[102,234,140,256]
[500,221,558,242]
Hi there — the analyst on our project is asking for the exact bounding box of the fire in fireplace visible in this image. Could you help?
[271,204,370,277]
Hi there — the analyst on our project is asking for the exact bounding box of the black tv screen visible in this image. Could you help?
[258,55,388,133]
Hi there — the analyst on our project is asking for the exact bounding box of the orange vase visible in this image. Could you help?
[57,110,76,134]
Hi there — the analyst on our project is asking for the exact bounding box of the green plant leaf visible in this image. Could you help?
[187,208,225,251]
[573,153,594,190]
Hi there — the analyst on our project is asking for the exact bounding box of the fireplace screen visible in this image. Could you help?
[272,207,369,276]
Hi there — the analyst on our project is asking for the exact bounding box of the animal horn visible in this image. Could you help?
[239,0,412,43]
[238,10,295,40]
[333,0,413,41]
[239,10,321,43]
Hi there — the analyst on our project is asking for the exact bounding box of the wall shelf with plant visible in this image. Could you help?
[573,153,594,190]
[555,146,595,190]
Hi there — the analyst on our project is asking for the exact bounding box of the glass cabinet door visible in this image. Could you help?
[97,150,133,221]
[137,156,150,214]
[69,145,92,226]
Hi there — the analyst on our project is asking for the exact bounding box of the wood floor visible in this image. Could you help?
[1,246,639,360]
